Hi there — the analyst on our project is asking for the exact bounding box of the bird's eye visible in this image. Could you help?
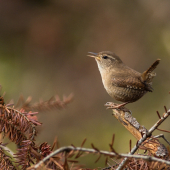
[103,56,108,59]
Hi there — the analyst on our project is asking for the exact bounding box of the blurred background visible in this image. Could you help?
[0,0,170,168]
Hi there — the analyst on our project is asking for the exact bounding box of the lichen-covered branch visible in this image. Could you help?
[107,104,170,170]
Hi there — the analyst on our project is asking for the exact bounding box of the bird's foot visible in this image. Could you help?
[105,102,131,113]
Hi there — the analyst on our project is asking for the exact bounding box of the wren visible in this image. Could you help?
[88,51,160,109]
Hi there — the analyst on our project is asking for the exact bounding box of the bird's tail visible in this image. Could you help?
[141,59,160,83]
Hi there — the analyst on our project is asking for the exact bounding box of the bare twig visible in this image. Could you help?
[0,144,16,170]
[33,146,170,169]
[156,111,161,119]
[157,128,170,133]
[154,134,170,146]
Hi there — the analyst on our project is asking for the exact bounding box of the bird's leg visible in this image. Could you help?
[105,102,130,112]
[105,102,129,109]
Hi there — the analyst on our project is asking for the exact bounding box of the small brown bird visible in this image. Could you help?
[88,51,160,109]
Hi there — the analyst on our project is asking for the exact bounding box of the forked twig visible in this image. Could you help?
[154,134,170,146]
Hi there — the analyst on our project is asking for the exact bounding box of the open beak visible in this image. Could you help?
[87,52,101,60]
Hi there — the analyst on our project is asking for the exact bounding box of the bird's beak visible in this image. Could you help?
[87,52,101,61]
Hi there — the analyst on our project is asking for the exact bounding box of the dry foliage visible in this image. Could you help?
[0,94,74,170]
[1,91,170,170]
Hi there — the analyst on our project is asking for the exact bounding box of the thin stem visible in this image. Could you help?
[33,146,170,169]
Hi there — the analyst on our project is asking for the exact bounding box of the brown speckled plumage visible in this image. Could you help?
[88,51,160,108]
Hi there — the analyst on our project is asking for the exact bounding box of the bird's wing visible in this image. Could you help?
[111,71,153,92]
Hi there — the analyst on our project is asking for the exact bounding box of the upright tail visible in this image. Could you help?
[141,59,160,83]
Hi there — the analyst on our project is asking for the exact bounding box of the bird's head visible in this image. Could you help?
[88,51,123,69]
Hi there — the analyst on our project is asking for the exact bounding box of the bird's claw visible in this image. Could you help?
[105,102,131,113]
[105,102,117,109]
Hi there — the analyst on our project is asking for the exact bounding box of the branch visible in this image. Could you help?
[16,94,74,112]
[6,107,37,141]
[0,143,16,170]
[112,107,170,170]
[33,146,170,169]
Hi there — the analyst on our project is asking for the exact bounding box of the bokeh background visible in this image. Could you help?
[0,0,170,168]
